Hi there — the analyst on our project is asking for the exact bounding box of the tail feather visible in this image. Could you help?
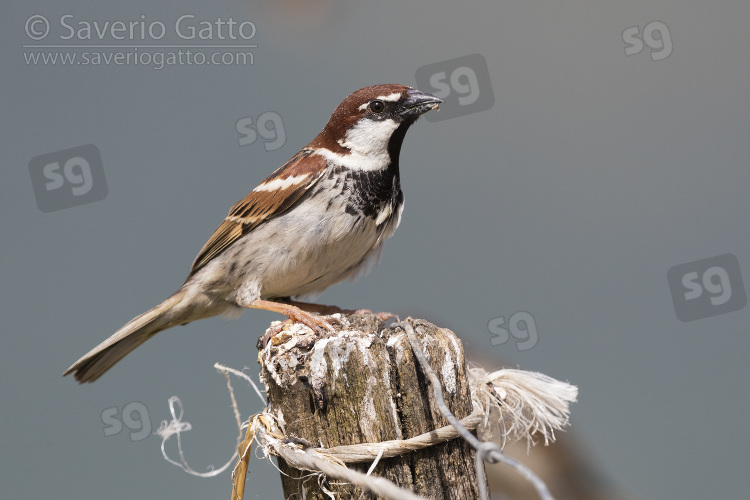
[64,292,187,383]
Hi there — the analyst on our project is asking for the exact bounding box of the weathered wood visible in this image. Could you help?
[257,314,487,499]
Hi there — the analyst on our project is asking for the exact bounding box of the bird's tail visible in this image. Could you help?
[64,289,194,383]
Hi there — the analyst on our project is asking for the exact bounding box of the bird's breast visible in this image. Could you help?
[206,166,404,301]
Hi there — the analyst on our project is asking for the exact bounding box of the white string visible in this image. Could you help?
[156,396,235,478]
[401,321,559,500]
[214,363,266,405]
[365,447,385,476]
[259,427,428,500]
[157,364,265,478]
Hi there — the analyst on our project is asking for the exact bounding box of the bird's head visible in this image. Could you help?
[310,84,442,171]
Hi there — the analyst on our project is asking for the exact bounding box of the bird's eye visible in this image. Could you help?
[368,100,385,113]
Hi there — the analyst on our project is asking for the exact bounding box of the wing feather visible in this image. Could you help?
[188,150,327,276]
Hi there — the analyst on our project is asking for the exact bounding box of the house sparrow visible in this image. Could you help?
[64,84,442,383]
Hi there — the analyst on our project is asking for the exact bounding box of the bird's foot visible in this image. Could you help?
[252,300,398,348]
[280,300,348,315]
[250,299,339,349]
[285,300,398,322]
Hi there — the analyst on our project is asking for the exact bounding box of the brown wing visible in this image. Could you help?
[188,150,328,276]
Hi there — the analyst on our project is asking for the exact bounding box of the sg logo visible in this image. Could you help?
[622,21,673,61]
[415,53,495,121]
[28,144,107,213]
[667,254,746,322]
[101,401,152,442]
[487,311,539,351]
[236,111,286,151]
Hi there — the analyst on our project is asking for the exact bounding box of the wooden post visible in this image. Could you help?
[257,314,487,499]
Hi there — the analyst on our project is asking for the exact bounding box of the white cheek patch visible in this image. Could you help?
[253,174,309,192]
[315,118,399,171]
[340,118,399,155]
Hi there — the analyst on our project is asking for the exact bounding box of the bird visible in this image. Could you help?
[64,84,442,383]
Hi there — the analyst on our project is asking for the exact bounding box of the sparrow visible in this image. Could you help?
[64,84,442,383]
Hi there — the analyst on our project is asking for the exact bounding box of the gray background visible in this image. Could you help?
[3,1,749,499]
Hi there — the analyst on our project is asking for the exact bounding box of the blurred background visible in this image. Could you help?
[3,1,749,499]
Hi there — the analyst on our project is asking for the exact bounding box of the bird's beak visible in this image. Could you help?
[399,89,443,118]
